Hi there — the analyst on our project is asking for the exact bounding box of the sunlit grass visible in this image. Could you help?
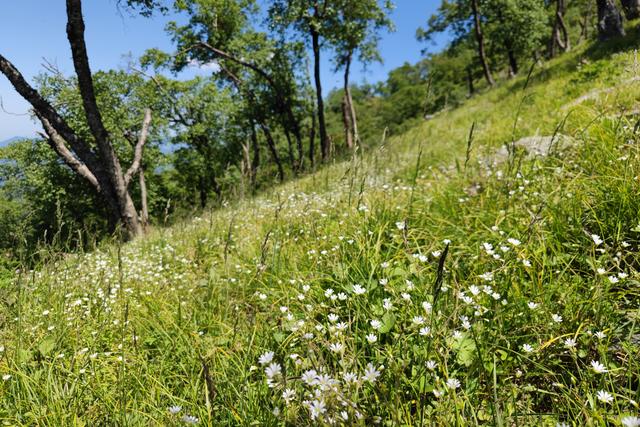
[1,45,640,425]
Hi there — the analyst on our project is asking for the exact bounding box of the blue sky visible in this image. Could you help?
[0,1,446,141]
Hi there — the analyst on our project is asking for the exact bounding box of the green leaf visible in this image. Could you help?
[379,312,396,334]
[453,336,476,367]
[38,337,56,357]
[17,349,32,363]
[273,332,286,343]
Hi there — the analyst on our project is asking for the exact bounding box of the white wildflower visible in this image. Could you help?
[258,351,274,366]
[521,343,534,353]
[282,388,296,405]
[590,360,608,374]
[597,390,614,404]
[446,378,461,390]
[621,416,640,427]
[362,363,382,383]
[181,415,199,424]
[352,284,366,295]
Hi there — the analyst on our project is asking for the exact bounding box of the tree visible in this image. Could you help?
[596,0,626,40]
[549,0,571,57]
[0,0,152,240]
[328,0,394,150]
[620,0,640,20]
[418,0,495,86]
[39,68,165,229]
[185,1,302,169]
[483,0,547,77]
[470,0,495,85]
[269,0,338,161]
[146,0,307,175]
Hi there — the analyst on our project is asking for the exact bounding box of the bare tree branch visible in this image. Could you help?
[124,108,152,186]
[36,111,101,191]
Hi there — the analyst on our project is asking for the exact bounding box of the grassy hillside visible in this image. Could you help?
[1,39,640,426]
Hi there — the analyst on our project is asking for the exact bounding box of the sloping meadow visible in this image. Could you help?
[1,47,640,425]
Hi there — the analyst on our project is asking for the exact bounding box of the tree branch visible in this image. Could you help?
[194,41,277,89]
[130,66,192,126]
[66,0,111,147]
[0,53,101,172]
[36,111,101,191]
[124,108,152,186]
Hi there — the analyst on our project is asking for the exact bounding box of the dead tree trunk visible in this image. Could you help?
[0,0,149,240]
[471,0,495,86]
[596,0,626,40]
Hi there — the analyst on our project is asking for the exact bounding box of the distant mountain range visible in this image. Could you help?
[0,136,27,147]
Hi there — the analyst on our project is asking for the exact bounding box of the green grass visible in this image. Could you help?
[2,41,640,426]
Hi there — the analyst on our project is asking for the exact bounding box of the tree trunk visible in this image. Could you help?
[471,0,495,86]
[342,97,354,150]
[138,167,149,230]
[466,66,475,95]
[348,87,358,146]
[309,108,316,167]
[250,121,260,188]
[621,0,640,19]
[578,3,593,43]
[558,10,571,52]
[293,119,304,172]
[311,28,329,161]
[261,123,285,182]
[284,128,297,173]
[199,174,208,209]
[196,41,304,170]
[342,51,356,150]
[506,46,519,77]
[597,0,626,40]
[66,0,142,239]
[550,0,571,57]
